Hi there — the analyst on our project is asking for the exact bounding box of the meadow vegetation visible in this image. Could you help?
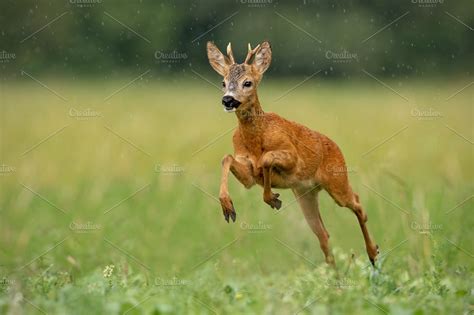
[0,79,472,314]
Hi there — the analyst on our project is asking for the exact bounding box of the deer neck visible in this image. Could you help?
[236,97,265,133]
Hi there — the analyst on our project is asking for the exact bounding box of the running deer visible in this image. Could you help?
[206,41,379,265]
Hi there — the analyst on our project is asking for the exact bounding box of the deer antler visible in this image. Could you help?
[244,43,261,64]
[226,42,235,64]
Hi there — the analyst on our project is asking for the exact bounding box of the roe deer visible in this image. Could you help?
[206,41,379,265]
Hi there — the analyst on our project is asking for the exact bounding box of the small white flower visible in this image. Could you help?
[103,264,115,278]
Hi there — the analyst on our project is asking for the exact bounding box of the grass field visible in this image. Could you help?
[0,78,473,314]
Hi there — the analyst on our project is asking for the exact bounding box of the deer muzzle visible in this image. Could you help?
[222,95,241,112]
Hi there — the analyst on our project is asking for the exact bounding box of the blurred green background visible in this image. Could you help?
[0,0,473,77]
[0,1,473,314]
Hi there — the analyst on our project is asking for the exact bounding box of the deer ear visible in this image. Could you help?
[207,42,230,76]
[252,41,272,75]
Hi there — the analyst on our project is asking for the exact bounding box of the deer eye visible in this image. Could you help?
[243,81,252,88]
[222,81,226,88]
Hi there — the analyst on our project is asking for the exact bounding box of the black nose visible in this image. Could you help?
[222,96,235,106]
[222,96,241,108]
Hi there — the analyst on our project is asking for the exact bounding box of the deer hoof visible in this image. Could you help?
[220,196,236,223]
[326,255,336,267]
[264,192,282,210]
[368,244,380,267]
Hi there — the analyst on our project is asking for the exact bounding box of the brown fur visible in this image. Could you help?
[207,41,379,266]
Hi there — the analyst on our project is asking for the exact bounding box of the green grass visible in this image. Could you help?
[0,78,473,314]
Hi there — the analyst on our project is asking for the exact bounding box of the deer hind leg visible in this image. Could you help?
[320,169,379,265]
[219,154,255,223]
[349,194,379,265]
[293,188,335,265]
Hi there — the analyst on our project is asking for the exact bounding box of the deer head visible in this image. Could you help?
[206,41,272,113]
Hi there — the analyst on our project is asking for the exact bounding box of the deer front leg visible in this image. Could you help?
[261,150,297,210]
[219,154,255,222]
